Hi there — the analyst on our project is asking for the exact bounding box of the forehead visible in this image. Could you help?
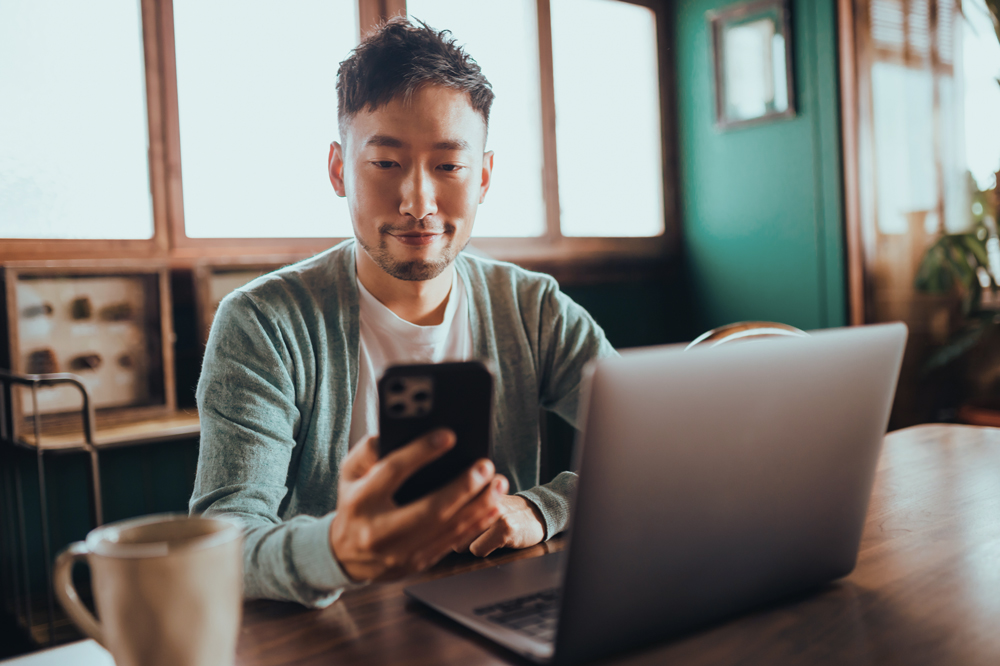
[345,84,487,151]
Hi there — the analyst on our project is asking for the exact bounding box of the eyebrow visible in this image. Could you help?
[433,139,471,151]
[365,134,405,148]
[364,135,471,151]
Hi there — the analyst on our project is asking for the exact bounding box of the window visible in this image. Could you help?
[173,0,357,239]
[410,0,666,242]
[0,0,153,240]
[861,0,1000,238]
[1,0,673,268]
[550,0,664,237]
[407,0,547,238]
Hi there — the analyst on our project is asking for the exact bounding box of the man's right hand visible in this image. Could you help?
[329,428,508,582]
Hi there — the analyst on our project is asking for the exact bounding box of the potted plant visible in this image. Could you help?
[914,175,1000,418]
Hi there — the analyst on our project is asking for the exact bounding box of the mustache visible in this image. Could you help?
[379,220,454,234]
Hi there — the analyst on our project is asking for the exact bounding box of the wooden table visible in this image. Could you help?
[236,424,1000,665]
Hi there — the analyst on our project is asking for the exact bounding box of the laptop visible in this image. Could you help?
[406,323,907,665]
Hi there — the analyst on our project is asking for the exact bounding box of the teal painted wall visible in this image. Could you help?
[674,0,847,331]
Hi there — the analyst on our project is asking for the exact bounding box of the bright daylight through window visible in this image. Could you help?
[1,0,667,245]
[409,0,666,239]
[174,0,358,239]
[0,0,153,240]
[964,0,1000,193]
[871,0,1000,235]
[551,0,665,237]
[407,0,547,238]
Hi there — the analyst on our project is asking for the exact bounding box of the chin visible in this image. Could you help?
[387,259,451,281]
[370,242,457,281]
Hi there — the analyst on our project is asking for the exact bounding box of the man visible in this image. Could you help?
[190,18,615,607]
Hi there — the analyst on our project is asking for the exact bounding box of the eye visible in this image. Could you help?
[439,164,464,173]
[371,160,397,169]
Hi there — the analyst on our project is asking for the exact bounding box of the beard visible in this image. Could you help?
[358,222,468,281]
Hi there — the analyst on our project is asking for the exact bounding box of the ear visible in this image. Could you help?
[329,142,347,197]
[479,150,494,204]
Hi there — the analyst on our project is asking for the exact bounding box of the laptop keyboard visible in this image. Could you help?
[473,587,561,643]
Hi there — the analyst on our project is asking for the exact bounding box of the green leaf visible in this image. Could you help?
[916,240,956,293]
[922,323,990,373]
[960,234,990,267]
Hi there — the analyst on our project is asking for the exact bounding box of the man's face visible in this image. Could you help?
[329,85,493,282]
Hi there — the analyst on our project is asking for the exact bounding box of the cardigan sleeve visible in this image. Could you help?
[190,291,360,608]
[516,277,617,538]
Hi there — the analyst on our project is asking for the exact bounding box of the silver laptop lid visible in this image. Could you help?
[554,323,907,665]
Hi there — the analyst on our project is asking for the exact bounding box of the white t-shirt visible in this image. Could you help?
[348,267,473,448]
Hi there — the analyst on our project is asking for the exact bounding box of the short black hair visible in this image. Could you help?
[336,17,494,142]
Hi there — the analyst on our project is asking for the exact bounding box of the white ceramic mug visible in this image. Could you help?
[54,513,243,666]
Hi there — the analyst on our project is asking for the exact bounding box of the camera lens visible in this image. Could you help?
[388,380,406,394]
[413,391,430,403]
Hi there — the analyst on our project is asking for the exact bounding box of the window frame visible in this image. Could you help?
[841,0,962,323]
[2,0,678,279]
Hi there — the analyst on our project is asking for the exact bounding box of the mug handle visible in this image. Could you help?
[54,542,105,645]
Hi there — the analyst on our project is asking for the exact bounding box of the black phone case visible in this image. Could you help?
[377,361,493,505]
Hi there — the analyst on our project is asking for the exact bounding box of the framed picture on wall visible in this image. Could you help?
[708,0,795,130]
[1,261,175,441]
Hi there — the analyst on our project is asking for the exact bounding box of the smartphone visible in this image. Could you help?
[378,361,493,505]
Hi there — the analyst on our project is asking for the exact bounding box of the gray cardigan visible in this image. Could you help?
[190,241,615,606]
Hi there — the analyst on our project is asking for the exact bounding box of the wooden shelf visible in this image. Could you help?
[16,411,200,451]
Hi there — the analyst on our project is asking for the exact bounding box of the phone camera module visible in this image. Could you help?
[383,375,434,418]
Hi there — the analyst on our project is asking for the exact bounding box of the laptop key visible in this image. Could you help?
[474,587,561,641]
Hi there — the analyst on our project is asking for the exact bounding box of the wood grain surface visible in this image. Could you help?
[17,411,200,451]
[236,424,1000,666]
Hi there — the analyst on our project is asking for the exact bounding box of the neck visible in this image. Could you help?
[355,247,454,326]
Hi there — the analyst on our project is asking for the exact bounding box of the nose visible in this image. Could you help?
[399,165,438,221]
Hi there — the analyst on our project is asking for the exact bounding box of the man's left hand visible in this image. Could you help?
[455,494,546,558]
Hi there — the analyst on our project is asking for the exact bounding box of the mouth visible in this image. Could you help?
[386,230,446,247]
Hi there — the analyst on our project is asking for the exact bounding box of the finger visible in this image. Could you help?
[340,434,380,482]
[355,468,502,567]
[436,476,507,554]
[364,429,455,498]
[397,460,497,528]
[469,518,511,558]
[411,490,505,571]
[452,477,509,553]
[401,475,505,567]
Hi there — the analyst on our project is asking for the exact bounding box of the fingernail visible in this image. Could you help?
[433,430,452,448]
[474,460,491,481]
[496,477,508,494]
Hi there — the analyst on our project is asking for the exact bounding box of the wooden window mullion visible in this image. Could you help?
[157,0,186,253]
[536,0,563,244]
[142,0,171,254]
[385,0,407,20]
[361,0,406,39]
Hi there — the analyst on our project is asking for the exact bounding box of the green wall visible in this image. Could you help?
[673,0,846,331]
